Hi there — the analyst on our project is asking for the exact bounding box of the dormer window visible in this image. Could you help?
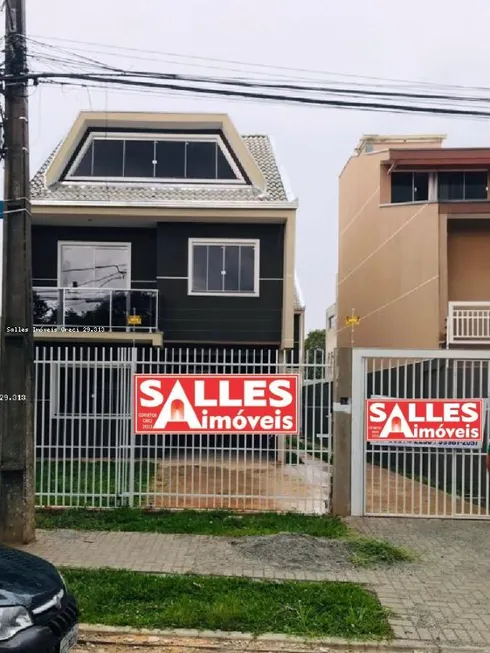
[66,133,243,183]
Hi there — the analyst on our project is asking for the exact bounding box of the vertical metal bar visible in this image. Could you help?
[128,346,137,508]
[68,345,76,508]
[92,348,99,507]
[33,346,40,507]
[109,291,113,332]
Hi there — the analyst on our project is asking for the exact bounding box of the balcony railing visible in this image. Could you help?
[33,287,159,332]
[447,301,490,346]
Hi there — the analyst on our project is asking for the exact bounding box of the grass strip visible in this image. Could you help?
[37,508,350,538]
[36,461,155,508]
[63,568,392,640]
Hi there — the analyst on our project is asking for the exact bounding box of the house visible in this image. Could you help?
[29,111,305,461]
[337,134,490,349]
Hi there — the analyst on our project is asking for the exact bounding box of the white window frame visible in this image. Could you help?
[187,237,260,298]
[65,132,245,185]
[57,241,132,290]
[49,361,126,419]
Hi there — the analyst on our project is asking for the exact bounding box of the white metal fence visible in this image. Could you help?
[447,301,490,345]
[34,345,332,514]
[351,349,490,519]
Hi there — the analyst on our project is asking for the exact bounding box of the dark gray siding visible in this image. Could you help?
[157,222,284,344]
[292,312,302,365]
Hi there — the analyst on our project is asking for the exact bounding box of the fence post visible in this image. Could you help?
[128,347,137,508]
[332,347,353,516]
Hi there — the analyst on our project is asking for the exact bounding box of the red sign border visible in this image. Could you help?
[133,373,301,435]
[365,398,485,445]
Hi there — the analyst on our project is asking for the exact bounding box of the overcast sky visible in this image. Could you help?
[2,0,490,331]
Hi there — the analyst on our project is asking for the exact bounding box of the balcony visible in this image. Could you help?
[447,301,490,346]
[33,287,159,334]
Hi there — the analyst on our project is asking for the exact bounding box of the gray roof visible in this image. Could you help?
[294,288,301,311]
[31,135,292,204]
[294,285,305,311]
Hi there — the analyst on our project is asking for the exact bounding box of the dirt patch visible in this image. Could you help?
[229,533,354,572]
[147,458,324,513]
[365,464,477,516]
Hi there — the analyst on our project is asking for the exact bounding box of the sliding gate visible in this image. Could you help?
[351,349,490,519]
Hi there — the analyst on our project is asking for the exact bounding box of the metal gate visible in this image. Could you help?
[34,345,332,513]
[351,349,490,519]
[34,346,134,508]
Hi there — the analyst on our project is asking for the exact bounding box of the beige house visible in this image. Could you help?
[337,134,490,349]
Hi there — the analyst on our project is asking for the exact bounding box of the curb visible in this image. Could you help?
[78,625,490,653]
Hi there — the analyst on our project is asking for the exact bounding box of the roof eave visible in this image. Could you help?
[31,198,299,210]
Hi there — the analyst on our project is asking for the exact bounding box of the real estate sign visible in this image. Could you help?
[134,374,300,435]
[366,399,485,448]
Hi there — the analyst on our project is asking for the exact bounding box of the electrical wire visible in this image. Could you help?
[19,73,490,119]
[28,33,490,95]
[24,67,490,105]
[36,77,490,123]
[17,35,490,120]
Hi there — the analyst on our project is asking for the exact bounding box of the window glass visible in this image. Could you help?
[73,143,93,176]
[191,242,256,294]
[438,172,464,201]
[60,244,129,289]
[239,246,255,292]
[186,142,217,179]
[155,141,186,178]
[391,172,413,203]
[224,245,240,291]
[94,247,129,289]
[70,136,239,181]
[207,245,224,291]
[60,245,94,288]
[124,140,155,178]
[464,171,488,200]
[192,245,207,292]
[413,172,429,201]
[92,139,124,177]
[217,148,236,180]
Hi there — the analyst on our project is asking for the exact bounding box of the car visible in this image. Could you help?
[0,544,78,652]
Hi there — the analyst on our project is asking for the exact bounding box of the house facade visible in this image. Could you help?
[30,111,305,459]
[31,111,304,352]
[337,134,490,349]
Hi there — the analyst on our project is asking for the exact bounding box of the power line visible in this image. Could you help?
[36,77,490,125]
[20,37,490,117]
[28,33,490,95]
[19,72,490,119]
[26,68,490,105]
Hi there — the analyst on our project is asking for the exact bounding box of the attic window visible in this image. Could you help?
[67,133,242,183]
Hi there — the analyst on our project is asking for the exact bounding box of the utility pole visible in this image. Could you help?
[0,0,35,543]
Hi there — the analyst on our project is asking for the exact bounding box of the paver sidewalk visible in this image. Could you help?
[17,518,490,649]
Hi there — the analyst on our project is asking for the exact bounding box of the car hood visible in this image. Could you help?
[0,545,63,609]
